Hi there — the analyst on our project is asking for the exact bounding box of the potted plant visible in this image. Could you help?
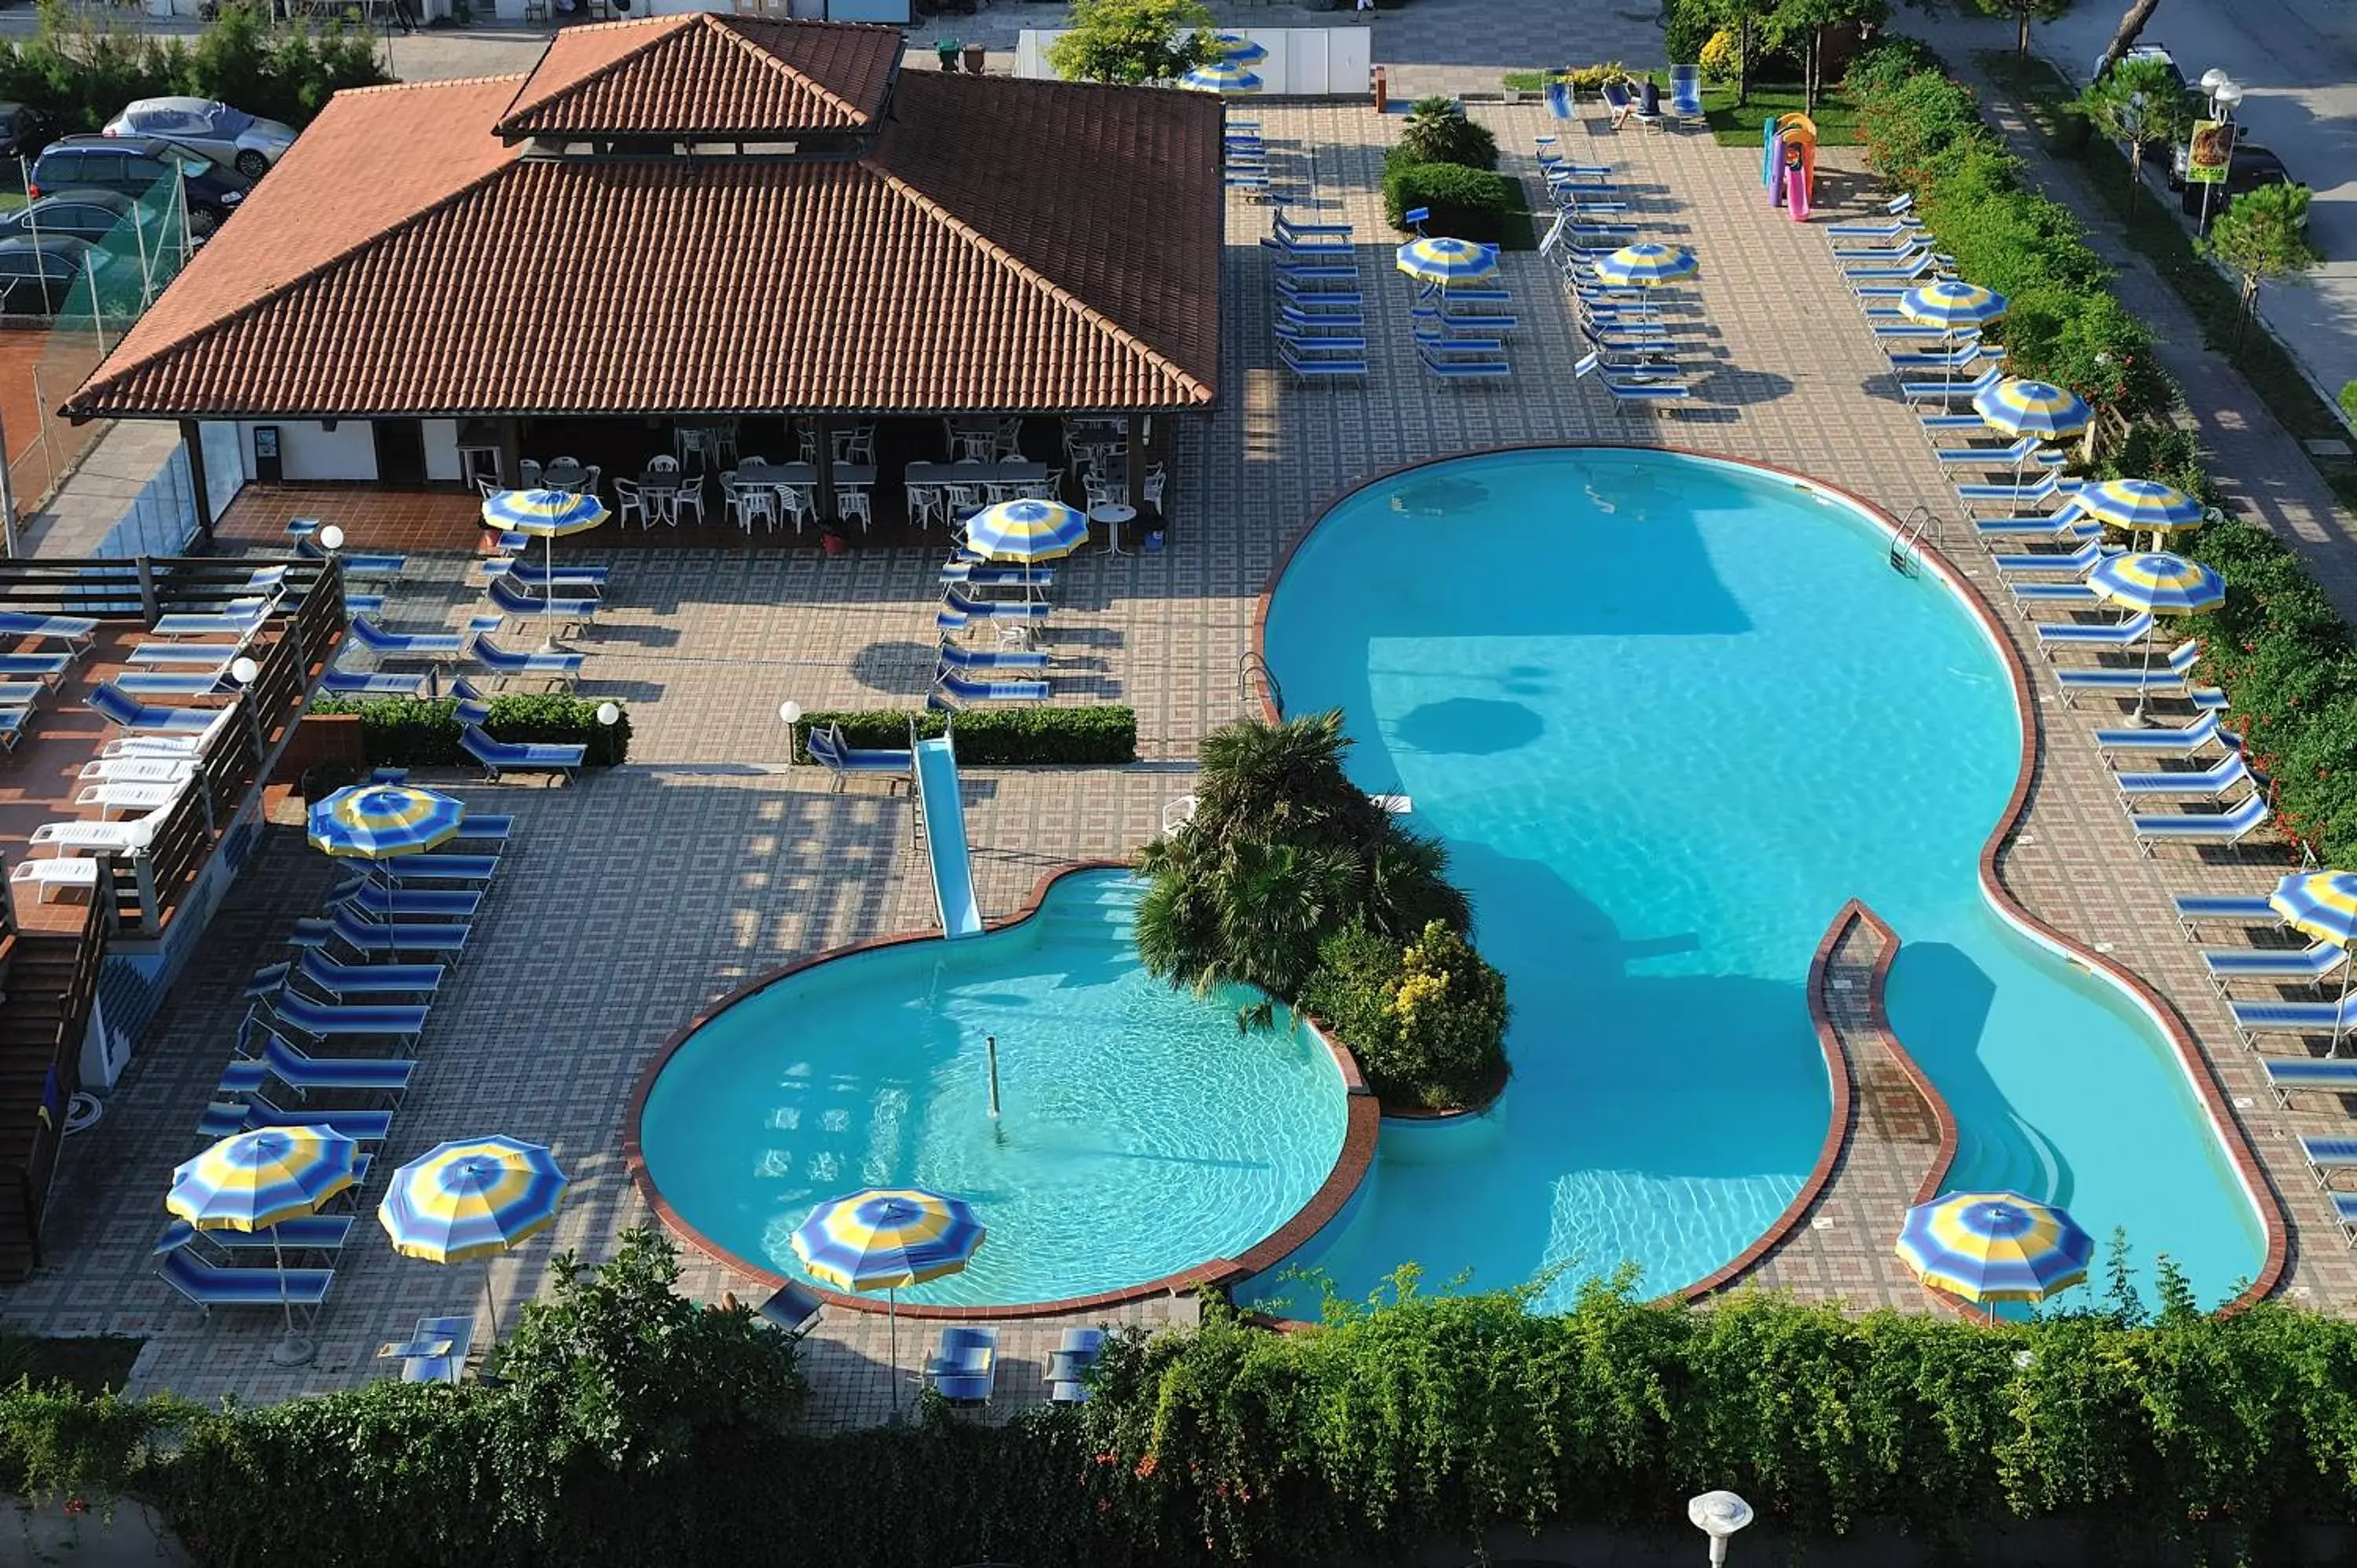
[819,518,849,556]
[962,39,987,73]
[936,36,960,71]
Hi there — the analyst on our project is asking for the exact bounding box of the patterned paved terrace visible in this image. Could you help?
[9,97,2356,1420]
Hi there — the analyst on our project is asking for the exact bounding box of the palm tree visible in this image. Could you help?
[1191,712,1386,854]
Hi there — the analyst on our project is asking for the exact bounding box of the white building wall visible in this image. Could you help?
[238,420,379,482]
[423,419,464,483]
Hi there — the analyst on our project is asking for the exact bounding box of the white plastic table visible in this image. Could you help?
[1091,502,1137,557]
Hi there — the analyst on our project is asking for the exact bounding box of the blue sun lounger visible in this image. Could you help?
[2263,1058,2357,1107]
[1935,435,2040,467]
[2172,891,2277,939]
[2201,940,2347,995]
[357,852,500,886]
[2231,991,2357,1046]
[0,652,72,683]
[470,635,584,687]
[939,561,1055,592]
[1827,192,1914,235]
[2053,639,2200,704]
[0,610,97,653]
[2113,751,2255,801]
[1995,540,2107,577]
[152,599,272,639]
[291,904,471,958]
[460,723,585,782]
[473,559,610,591]
[940,586,1054,628]
[486,574,597,629]
[939,638,1048,673]
[218,1032,415,1100]
[1957,472,2075,505]
[197,1096,394,1142]
[448,811,515,846]
[347,617,467,658]
[1901,365,2003,404]
[261,989,428,1045]
[1669,63,1703,125]
[126,643,236,669]
[1275,342,1368,383]
[322,666,430,698]
[2131,792,2273,855]
[2305,1138,2357,1189]
[295,535,407,576]
[156,1212,351,1262]
[89,681,232,735]
[379,1314,475,1384]
[2095,712,2234,757]
[157,1246,335,1324]
[932,668,1050,708]
[115,669,235,697]
[332,879,484,922]
[926,1324,999,1403]
[2035,612,2154,655]
[807,724,910,792]
[251,947,444,1000]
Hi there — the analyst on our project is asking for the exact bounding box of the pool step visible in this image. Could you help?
[1944,1110,2065,1210]
[1039,877,1149,940]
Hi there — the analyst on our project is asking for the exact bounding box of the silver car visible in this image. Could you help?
[101,97,295,180]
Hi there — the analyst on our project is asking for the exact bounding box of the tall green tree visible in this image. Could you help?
[2091,0,2162,81]
[2077,53,2190,212]
[1765,0,1890,113]
[1958,0,2073,57]
[2201,182,2321,353]
[1044,0,1219,85]
[1683,0,1778,104]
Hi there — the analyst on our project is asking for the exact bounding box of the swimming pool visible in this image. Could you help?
[1246,448,2267,1313]
[633,870,1352,1309]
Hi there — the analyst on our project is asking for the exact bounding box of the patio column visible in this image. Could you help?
[178,419,213,543]
[811,415,838,524]
[1126,413,1147,511]
[497,418,523,489]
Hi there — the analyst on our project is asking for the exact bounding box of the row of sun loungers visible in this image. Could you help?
[1264,203,1366,384]
[1536,137,1707,407]
[0,611,97,752]
[156,785,518,1324]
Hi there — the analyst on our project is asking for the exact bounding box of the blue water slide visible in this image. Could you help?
[912,724,984,940]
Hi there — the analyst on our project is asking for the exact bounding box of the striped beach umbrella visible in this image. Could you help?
[2080,477,2205,551]
[1181,58,1262,93]
[1592,242,1698,288]
[379,1135,570,1342]
[1972,376,2090,440]
[962,497,1089,563]
[2268,870,2357,1045]
[1395,236,1499,287]
[168,1127,359,1365]
[794,1187,985,1417]
[482,487,609,597]
[2088,551,2224,721]
[307,783,464,863]
[1900,279,2007,334]
[1208,30,1266,63]
[1895,1191,2092,1306]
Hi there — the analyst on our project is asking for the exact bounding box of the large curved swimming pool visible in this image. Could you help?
[636,871,1351,1309]
[1245,448,2266,1313]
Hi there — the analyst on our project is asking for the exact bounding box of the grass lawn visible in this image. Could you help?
[1501,70,1548,93]
[1,1333,144,1395]
[1703,82,1858,146]
[1968,48,2357,510]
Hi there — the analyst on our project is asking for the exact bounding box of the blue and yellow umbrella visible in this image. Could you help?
[1592,242,1698,288]
[2080,477,2205,549]
[1208,30,1266,63]
[1972,376,2090,440]
[307,783,465,863]
[379,1135,570,1342]
[2271,870,2357,948]
[168,1127,358,1365]
[2087,550,2223,617]
[1182,58,1262,93]
[794,1186,984,1416]
[482,487,609,594]
[1900,279,2007,334]
[1895,1191,2092,1304]
[1395,236,1499,287]
[962,497,1089,563]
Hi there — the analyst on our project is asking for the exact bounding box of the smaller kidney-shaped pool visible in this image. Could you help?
[632,870,1354,1310]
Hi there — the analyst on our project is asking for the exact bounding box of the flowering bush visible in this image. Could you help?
[1300,919,1507,1108]
[1699,28,1740,83]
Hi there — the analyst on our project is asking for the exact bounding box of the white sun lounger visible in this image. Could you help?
[2112,751,2255,802]
[2131,793,2272,855]
[2203,940,2347,996]
[2052,639,2201,705]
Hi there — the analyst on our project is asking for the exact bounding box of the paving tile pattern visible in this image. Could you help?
[10,101,2357,1420]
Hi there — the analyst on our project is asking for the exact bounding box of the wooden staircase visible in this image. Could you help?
[0,889,107,1282]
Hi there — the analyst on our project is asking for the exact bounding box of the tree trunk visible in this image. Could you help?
[2236,278,2257,354]
[2017,5,2031,56]
[2126,142,2141,213]
[2094,0,2164,81]
[1737,16,1751,106]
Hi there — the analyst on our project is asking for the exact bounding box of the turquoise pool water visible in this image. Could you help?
[1246,449,2266,1314]
[636,873,1351,1307]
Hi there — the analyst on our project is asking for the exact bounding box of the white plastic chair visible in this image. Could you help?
[944,483,984,522]
[671,482,708,528]
[614,477,647,531]
[838,489,872,533]
[1144,463,1166,511]
[779,485,815,533]
[735,485,777,533]
[906,484,945,531]
[648,454,680,477]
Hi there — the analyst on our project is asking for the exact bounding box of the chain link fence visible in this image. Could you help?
[2,156,196,550]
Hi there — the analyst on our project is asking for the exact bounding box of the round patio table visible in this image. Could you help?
[1091,502,1137,557]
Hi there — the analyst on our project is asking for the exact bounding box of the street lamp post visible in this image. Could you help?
[1689,1490,1755,1567]
[2200,79,2245,237]
[779,699,803,771]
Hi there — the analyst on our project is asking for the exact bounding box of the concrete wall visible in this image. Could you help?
[238,420,378,483]
[424,418,463,484]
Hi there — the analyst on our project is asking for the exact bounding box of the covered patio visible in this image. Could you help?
[62,13,1221,548]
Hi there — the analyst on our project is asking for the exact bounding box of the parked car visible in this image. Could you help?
[2093,41,2186,93]
[0,101,48,159]
[2176,142,2293,218]
[27,137,246,236]
[102,97,295,180]
[0,234,128,318]
[0,189,145,247]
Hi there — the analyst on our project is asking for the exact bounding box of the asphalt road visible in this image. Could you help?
[2025,0,2357,423]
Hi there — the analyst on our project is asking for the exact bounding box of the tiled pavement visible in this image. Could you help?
[15,97,2357,1421]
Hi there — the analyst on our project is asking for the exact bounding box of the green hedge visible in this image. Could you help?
[21,1262,2357,1566]
[310,694,632,768]
[1380,159,1515,243]
[794,706,1136,765]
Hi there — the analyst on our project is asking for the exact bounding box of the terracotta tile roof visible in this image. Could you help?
[495,14,900,139]
[66,38,1220,421]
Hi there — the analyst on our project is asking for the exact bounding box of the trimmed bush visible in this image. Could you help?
[309,694,632,768]
[1299,919,1508,1108]
[1395,97,1498,171]
[1381,159,1514,241]
[793,706,1136,766]
[2341,379,2357,429]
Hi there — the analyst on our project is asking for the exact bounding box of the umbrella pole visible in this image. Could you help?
[2132,621,2158,725]
[888,1284,900,1424]
[2336,954,2355,1057]
[484,1257,500,1345]
[267,1231,314,1367]
[542,530,560,654]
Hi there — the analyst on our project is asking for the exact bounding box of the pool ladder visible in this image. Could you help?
[1890,506,1945,577]
[1238,651,1283,716]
